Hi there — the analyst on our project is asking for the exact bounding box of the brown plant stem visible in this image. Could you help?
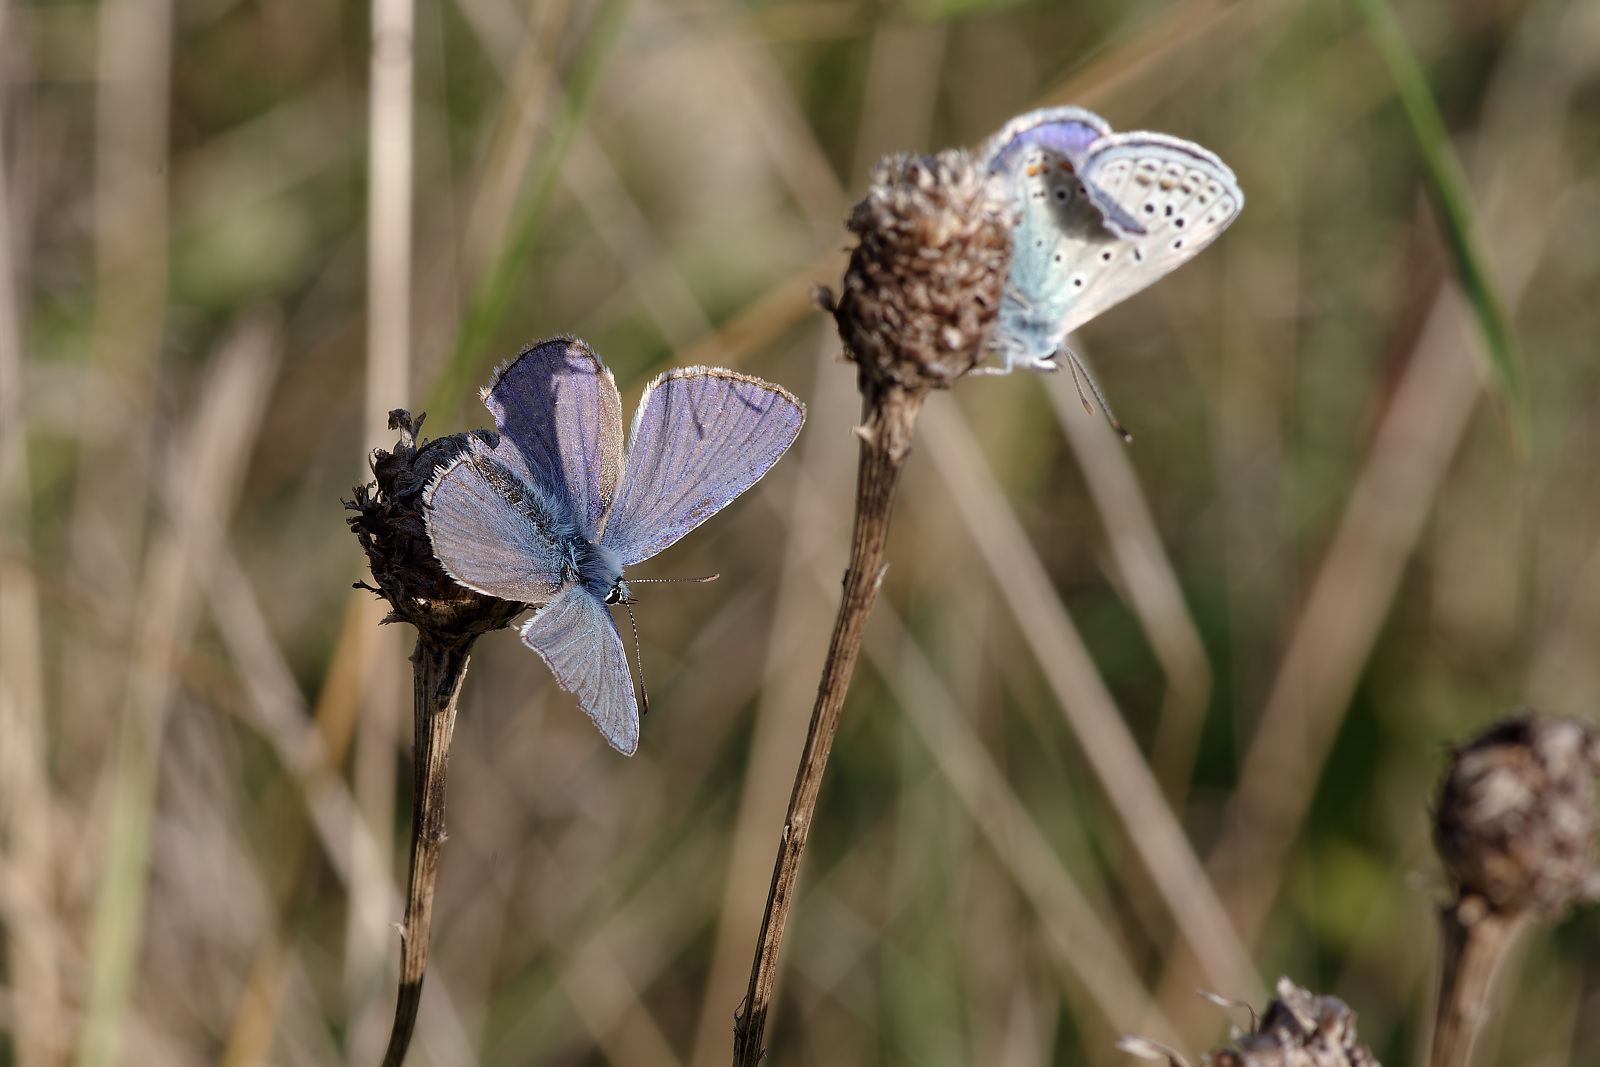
[380,635,475,1067]
[346,410,525,1067]
[1428,895,1530,1067]
[730,380,924,1066]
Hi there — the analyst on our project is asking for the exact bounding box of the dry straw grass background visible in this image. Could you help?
[1,0,1599,1063]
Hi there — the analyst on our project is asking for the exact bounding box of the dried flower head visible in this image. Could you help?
[1120,979,1380,1067]
[345,409,526,645]
[823,149,1012,393]
[1434,714,1600,916]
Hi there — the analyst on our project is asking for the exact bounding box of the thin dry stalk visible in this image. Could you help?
[689,339,856,1067]
[694,22,942,1059]
[850,20,947,186]
[861,597,1180,1048]
[195,545,481,1065]
[487,811,726,1063]
[63,0,173,769]
[1425,716,1600,1067]
[351,0,416,1054]
[1199,284,1489,953]
[562,131,717,356]
[0,8,64,1055]
[766,428,1178,1047]
[1039,0,1277,113]
[1199,151,1571,963]
[79,314,281,1067]
[686,0,847,225]
[457,0,571,286]
[919,394,1263,1006]
[381,639,469,1065]
[1429,901,1530,1067]
[365,0,413,454]
[563,937,688,1067]
[731,381,924,1065]
[732,149,1008,1065]
[345,414,524,1067]
[1043,357,1212,801]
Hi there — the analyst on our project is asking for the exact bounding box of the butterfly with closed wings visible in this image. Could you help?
[424,337,805,755]
[978,107,1244,405]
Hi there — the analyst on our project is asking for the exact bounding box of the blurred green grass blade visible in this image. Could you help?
[1352,0,1529,444]
[425,0,634,423]
[77,730,161,1067]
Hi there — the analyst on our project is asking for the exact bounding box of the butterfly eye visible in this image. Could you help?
[1054,187,1069,201]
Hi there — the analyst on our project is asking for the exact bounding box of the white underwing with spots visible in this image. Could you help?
[978,106,1244,376]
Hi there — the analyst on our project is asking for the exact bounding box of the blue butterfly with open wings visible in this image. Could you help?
[423,337,804,755]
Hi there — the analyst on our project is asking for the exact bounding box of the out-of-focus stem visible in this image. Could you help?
[730,381,924,1067]
[380,636,474,1067]
[1428,896,1529,1067]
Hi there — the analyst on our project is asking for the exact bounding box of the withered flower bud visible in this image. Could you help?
[825,149,1011,394]
[344,409,526,644]
[1433,714,1600,916]
[1120,979,1379,1067]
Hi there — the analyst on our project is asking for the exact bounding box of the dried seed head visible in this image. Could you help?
[344,410,526,646]
[1434,714,1600,916]
[826,149,1012,393]
[1121,979,1379,1067]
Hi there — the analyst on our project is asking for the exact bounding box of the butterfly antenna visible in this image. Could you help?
[624,599,649,717]
[1062,346,1132,443]
[628,573,720,584]
[1063,351,1095,414]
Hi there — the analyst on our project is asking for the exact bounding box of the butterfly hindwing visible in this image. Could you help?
[601,368,805,567]
[521,586,639,755]
[981,105,1108,179]
[481,336,625,538]
[423,439,570,604]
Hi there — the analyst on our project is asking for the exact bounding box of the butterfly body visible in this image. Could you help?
[424,337,804,754]
[980,106,1243,374]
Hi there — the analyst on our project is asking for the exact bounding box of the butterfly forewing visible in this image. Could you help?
[423,442,569,604]
[482,337,625,538]
[521,586,639,754]
[600,368,805,567]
